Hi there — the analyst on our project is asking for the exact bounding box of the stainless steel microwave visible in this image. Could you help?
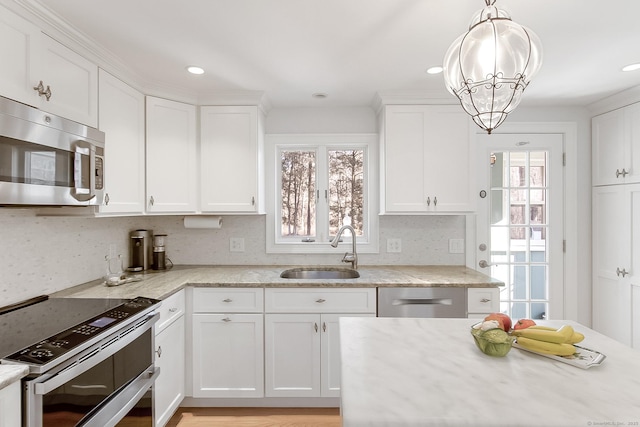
[0,96,105,206]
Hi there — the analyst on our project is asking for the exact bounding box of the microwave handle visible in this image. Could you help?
[71,140,96,202]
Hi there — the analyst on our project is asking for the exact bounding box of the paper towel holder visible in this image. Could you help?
[183,215,223,229]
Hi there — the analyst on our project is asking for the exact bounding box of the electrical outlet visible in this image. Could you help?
[449,238,465,254]
[387,238,402,253]
[230,237,245,253]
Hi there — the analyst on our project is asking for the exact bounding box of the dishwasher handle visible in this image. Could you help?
[391,298,453,306]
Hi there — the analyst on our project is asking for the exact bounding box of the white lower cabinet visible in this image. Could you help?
[467,287,500,318]
[154,291,185,427]
[192,313,264,397]
[264,288,376,398]
[0,381,21,427]
[191,288,264,398]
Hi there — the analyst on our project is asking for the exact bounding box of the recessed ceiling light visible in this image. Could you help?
[312,93,328,99]
[426,66,443,75]
[186,66,205,75]
[622,63,640,72]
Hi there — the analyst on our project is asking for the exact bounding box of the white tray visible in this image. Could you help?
[513,341,606,369]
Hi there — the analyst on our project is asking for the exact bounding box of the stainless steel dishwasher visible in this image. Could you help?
[377,287,467,318]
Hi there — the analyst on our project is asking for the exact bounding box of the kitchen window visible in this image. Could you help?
[265,134,378,254]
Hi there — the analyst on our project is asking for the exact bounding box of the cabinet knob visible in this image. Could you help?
[322,322,327,332]
[433,196,438,206]
[169,307,178,313]
[426,197,431,206]
[149,196,155,206]
[314,322,318,333]
[155,345,162,358]
[104,193,110,206]
[315,298,326,303]
[223,298,233,303]
[222,317,232,322]
[480,298,491,303]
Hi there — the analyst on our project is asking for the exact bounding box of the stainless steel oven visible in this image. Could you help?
[0,296,160,427]
[0,95,105,206]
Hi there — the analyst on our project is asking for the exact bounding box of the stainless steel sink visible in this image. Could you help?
[280,267,360,279]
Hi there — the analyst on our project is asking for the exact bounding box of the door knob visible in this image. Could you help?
[479,260,493,268]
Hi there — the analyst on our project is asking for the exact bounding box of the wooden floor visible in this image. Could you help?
[165,407,341,427]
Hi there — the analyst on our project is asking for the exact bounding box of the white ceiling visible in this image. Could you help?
[30,0,640,108]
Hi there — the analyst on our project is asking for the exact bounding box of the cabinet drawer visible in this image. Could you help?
[193,288,264,313]
[265,288,376,313]
[157,290,185,332]
[467,288,500,314]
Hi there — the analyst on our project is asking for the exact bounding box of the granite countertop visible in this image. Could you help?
[0,364,29,391]
[339,317,640,426]
[51,265,503,300]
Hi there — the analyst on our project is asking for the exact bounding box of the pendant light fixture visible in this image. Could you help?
[443,0,543,134]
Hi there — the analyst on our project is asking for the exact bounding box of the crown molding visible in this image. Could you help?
[587,84,640,116]
[371,90,457,113]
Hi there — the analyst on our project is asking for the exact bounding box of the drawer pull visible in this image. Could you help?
[223,299,233,303]
[480,298,491,303]
[155,346,162,358]
[314,322,318,333]
[169,307,178,313]
[323,322,327,332]
[316,298,326,303]
[222,317,232,322]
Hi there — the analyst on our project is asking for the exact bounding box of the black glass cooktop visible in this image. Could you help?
[0,297,127,360]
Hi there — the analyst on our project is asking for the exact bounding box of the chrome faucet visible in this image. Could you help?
[330,225,358,270]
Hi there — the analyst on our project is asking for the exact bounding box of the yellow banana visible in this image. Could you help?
[516,336,576,356]
[568,331,584,344]
[511,324,574,344]
[525,325,584,343]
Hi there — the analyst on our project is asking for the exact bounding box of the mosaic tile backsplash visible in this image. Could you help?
[0,209,465,306]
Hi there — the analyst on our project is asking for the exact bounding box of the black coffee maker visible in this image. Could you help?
[129,229,152,271]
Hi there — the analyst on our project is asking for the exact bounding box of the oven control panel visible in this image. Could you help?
[3,297,159,365]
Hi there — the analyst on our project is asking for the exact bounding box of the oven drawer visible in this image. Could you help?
[192,288,264,313]
[265,288,377,313]
[157,290,185,332]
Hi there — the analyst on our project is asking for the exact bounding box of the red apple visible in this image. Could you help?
[484,313,512,332]
[513,318,536,330]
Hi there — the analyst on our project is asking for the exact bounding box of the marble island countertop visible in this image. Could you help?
[339,317,640,427]
[52,265,502,300]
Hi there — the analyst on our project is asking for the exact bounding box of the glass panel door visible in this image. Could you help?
[476,134,564,320]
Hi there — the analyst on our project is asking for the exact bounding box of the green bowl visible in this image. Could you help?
[470,326,514,357]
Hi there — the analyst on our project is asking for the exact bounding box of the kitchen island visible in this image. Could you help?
[339,317,640,427]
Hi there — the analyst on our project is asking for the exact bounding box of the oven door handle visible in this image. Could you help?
[78,365,159,427]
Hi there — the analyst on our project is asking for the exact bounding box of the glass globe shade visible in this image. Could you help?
[443,4,543,133]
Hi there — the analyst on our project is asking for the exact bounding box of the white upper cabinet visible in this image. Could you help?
[98,70,146,214]
[39,34,98,127]
[593,103,640,186]
[200,106,264,213]
[0,5,98,127]
[382,105,475,213]
[0,5,42,107]
[146,96,197,213]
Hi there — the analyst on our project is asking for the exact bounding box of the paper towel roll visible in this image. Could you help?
[183,216,222,229]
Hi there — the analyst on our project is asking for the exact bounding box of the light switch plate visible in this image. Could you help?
[387,238,402,253]
[449,238,465,254]
[230,237,245,252]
